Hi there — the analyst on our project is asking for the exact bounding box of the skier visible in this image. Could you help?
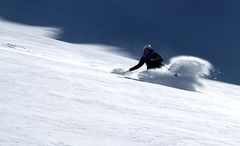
[127,44,164,73]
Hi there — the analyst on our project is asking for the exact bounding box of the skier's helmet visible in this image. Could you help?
[143,44,152,51]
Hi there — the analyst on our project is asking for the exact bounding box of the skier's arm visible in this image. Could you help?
[129,59,145,71]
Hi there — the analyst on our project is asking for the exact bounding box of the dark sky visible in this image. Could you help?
[1,0,240,85]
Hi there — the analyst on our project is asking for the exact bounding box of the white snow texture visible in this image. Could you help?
[0,19,240,146]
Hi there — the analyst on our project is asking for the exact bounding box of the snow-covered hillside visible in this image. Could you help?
[0,20,240,146]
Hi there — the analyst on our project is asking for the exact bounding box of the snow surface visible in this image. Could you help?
[0,19,240,146]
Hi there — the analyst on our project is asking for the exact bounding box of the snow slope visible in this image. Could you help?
[0,20,240,146]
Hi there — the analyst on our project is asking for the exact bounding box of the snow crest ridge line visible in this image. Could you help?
[0,43,94,69]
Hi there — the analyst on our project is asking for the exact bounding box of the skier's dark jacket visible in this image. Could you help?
[129,49,163,71]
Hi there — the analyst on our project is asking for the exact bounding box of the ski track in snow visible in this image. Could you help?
[0,20,240,146]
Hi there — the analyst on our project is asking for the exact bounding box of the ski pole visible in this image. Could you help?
[122,70,130,75]
[162,64,178,77]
